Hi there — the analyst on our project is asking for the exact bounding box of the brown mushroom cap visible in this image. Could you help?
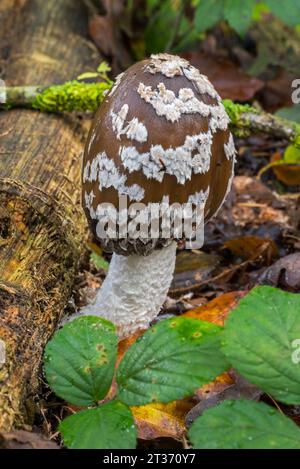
[82,54,236,255]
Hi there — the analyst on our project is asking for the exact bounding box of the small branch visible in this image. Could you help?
[0,80,112,113]
[223,100,300,147]
[1,81,300,145]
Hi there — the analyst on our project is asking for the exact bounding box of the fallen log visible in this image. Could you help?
[0,0,101,431]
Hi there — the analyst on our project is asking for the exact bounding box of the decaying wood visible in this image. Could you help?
[0,428,59,449]
[0,0,101,431]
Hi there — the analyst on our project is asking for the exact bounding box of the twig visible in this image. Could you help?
[169,259,250,296]
[223,100,300,147]
[266,394,285,416]
[0,80,112,113]
[1,81,300,145]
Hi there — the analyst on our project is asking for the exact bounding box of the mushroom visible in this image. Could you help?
[81,53,236,337]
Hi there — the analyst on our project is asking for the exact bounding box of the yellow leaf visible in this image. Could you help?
[132,399,194,441]
[183,291,246,326]
[196,372,234,400]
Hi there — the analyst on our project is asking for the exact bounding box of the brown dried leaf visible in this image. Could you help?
[234,176,278,205]
[259,70,295,112]
[196,373,234,401]
[89,14,114,58]
[273,164,300,186]
[259,253,300,292]
[258,207,290,226]
[182,52,263,101]
[88,1,132,73]
[232,176,290,229]
[186,373,262,427]
[223,235,279,264]
[170,251,221,293]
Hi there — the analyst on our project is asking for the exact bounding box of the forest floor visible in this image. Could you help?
[2,2,300,449]
[36,46,300,451]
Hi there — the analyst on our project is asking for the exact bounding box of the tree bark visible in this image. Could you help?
[0,0,100,431]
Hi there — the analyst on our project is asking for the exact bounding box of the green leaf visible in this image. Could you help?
[195,0,224,33]
[224,0,256,36]
[174,28,199,53]
[283,144,300,164]
[189,400,300,449]
[90,252,109,271]
[97,62,111,73]
[145,0,178,53]
[276,104,300,122]
[252,1,270,22]
[60,401,137,449]
[146,0,161,10]
[77,72,99,80]
[117,316,229,406]
[44,316,117,406]
[265,0,300,28]
[222,286,300,405]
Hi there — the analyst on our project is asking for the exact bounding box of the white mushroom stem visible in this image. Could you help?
[81,242,177,337]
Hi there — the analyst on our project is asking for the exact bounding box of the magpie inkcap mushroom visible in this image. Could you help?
[81,53,236,336]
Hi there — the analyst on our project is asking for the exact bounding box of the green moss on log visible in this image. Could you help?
[32,80,112,112]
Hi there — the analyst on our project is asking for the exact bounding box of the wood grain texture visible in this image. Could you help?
[0,0,100,430]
